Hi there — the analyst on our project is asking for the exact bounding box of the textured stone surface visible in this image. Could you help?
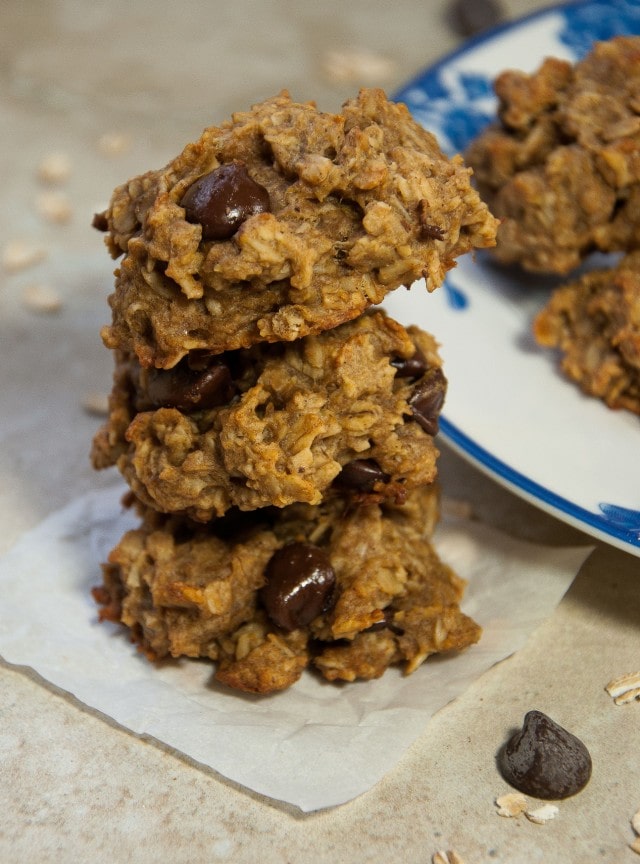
[1,1,638,861]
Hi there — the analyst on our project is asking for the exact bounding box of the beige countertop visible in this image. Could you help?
[1,1,638,861]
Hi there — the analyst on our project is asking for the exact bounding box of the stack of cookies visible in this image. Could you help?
[91,89,497,693]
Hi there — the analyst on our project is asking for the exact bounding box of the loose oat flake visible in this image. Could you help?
[524,803,559,824]
[82,392,110,417]
[37,152,72,185]
[2,239,47,272]
[321,49,397,84]
[22,282,63,314]
[605,672,640,705]
[495,792,529,817]
[432,851,467,864]
[97,132,131,157]
[36,191,73,225]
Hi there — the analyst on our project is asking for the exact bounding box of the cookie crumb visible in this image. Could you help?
[82,392,110,416]
[433,851,466,864]
[495,792,528,817]
[605,672,640,705]
[524,803,559,824]
[36,191,73,225]
[321,49,396,84]
[37,152,72,185]
[22,282,63,314]
[2,240,47,272]
[630,837,640,855]
[97,132,132,157]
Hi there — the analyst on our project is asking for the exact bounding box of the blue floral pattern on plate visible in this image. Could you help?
[397,0,640,155]
[559,0,640,54]
[598,504,640,542]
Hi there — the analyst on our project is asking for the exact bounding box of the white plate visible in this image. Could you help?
[387,0,640,557]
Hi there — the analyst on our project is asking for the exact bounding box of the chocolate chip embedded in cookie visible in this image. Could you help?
[466,37,640,275]
[93,484,481,694]
[96,88,497,367]
[533,250,640,414]
[92,310,448,520]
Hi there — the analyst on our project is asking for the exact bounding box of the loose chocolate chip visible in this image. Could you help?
[408,367,446,435]
[142,359,235,412]
[447,0,504,37]
[261,542,337,631]
[334,459,391,493]
[499,710,592,800]
[391,347,428,379]
[180,162,271,241]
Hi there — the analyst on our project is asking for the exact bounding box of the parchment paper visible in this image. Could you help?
[0,482,592,811]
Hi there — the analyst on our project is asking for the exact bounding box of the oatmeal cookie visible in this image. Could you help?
[93,485,481,694]
[466,37,640,275]
[92,310,447,520]
[95,88,497,367]
[534,251,640,413]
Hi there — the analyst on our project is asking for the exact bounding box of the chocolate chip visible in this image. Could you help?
[447,0,504,37]
[499,710,592,800]
[140,358,235,412]
[180,162,270,240]
[391,347,428,379]
[408,367,446,435]
[334,459,391,493]
[364,608,405,636]
[260,543,337,631]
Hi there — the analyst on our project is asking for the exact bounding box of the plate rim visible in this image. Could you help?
[393,0,640,557]
[395,0,590,97]
[441,418,639,556]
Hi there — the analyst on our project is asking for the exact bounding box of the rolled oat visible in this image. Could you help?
[36,191,73,225]
[2,239,47,272]
[37,152,72,185]
[22,282,63,314]
[605,672,640,705]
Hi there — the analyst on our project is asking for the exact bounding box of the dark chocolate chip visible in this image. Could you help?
[391,347,428,379]
[180,162,271,241]
[260,542,337,631]
[499,710,592,800]
[408,367,446,435]
[334,459,391,493]
[447,0,504,37]
[364,608,405,636]
[141,359,235,412]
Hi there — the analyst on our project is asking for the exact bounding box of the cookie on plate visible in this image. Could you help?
[534,251,640,414]
[92,310,447,520]
[94,484,481,694]
[466,37,640,275]
[95,88,498,367]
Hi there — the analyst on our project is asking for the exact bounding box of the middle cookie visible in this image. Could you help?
[93,309,445,520]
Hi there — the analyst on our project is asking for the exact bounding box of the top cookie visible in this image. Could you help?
[466,37,640,275]
[96,88,497,367]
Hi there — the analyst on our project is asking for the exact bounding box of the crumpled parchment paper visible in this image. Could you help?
[0,482,592,811]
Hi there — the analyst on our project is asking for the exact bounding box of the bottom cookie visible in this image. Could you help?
[534,251,640,414]
[94,486,481,694]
